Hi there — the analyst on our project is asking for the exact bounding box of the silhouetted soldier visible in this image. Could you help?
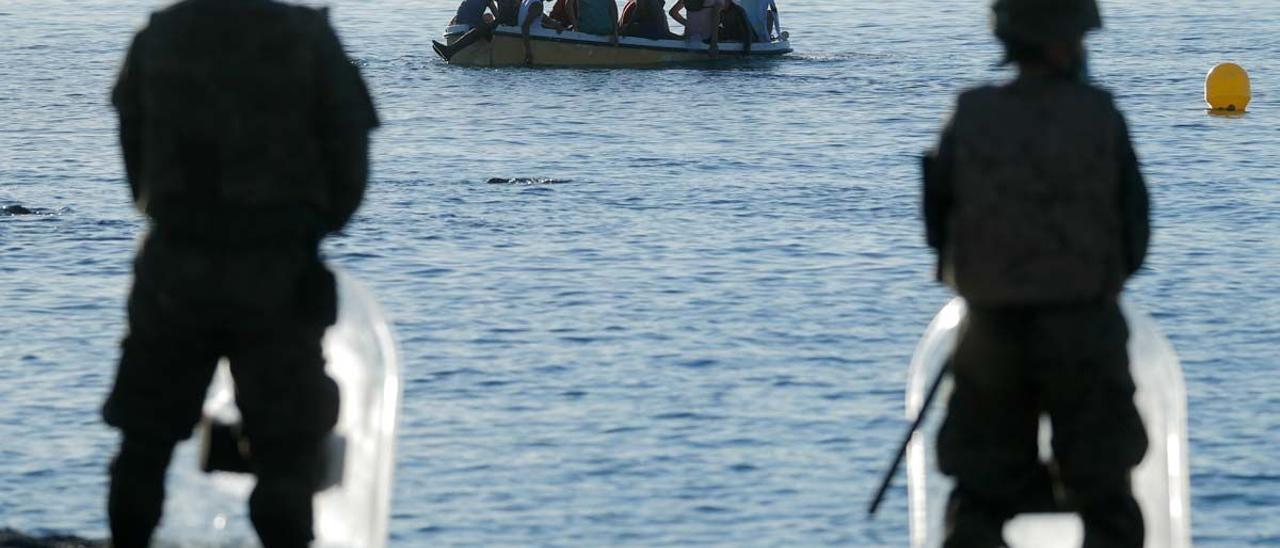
[923,0,1150,546]
[103,0,378,546]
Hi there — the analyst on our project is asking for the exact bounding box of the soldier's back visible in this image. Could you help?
[123,0,343,227]
[139,0,324,135]
[946,76,1127,306]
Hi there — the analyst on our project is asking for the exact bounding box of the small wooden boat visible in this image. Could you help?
[436,23,791,67]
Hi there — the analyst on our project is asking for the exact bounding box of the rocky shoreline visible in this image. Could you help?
[0,529,103,548]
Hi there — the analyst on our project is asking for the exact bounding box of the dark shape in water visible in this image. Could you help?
[486,177,569,185]
[2,205,34,215]
[0,528,103,547]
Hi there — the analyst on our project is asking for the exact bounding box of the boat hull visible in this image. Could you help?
[441,25,791,67]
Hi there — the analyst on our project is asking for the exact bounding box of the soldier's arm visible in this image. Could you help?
[923,119,955,252]
[1116,114,1150,276]
[313,10,379,234]
[112,28,147,205]
[922,112,956,283]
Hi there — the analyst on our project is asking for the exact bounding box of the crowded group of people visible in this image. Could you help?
[451,0,782,47]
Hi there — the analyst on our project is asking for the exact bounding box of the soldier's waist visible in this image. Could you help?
[146,202,324,246]
[962,293,1122,313]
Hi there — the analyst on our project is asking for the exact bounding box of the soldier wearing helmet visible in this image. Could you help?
[103,0,378,546]
[922,0,1151,546]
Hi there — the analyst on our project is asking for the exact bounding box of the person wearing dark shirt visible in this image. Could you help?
[922,0,1150,546]
[620,0,678,39]
[718,0,753,52]
[452,0,500,27]
[104,0,379,546]
[546,0,619,43]
[547,0,575,29]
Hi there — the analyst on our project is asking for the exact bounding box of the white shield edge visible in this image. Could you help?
[153,269,401,548]
[905,298,1191,548]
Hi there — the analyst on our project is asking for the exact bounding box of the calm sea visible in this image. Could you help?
[1,0,1276,545]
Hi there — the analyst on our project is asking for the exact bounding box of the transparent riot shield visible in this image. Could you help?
[153,270,401,548]
[906,298,1190,548]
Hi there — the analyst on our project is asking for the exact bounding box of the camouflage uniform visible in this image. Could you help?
[103,0,378,546]
[923,1,1151,546]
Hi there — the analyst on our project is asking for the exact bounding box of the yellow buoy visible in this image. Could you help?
[1205,62,1251,112]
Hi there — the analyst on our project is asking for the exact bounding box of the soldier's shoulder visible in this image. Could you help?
[255,0,334,33]
[1071,80,1115,100]
[149,0,331,29]
[288,1,331,19]
[147,0,194,25]
[957,84,1001,100]
[137,0,203,43]
[151,0,196,16]
[279,1,334,29]
[1071,81,1124,116]
[954,84,1003,112]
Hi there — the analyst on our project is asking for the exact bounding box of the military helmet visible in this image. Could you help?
[992,0,1102,44]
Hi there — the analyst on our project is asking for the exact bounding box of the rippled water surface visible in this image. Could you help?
[1,0,1277,545]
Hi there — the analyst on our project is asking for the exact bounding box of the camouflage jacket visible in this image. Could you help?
[923,75,1150,306]
[112,0,379,244]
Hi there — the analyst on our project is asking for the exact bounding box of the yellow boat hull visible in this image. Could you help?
[441,25,791,67]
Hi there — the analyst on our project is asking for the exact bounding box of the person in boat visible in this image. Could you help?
[669,0,722,57]
[451,0,500,29]
[518,0,569,64]
[546,0,575,29]
[765,0,780,40]
[718,0,753,52]
[548,0,621,44]
[104,0,378,546]
[727,0,775,42]
[620,0,679,40]
[495,0,521,25]
[922,0,1150,546]
[434,0,518,61]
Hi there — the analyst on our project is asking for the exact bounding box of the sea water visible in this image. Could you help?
[1,0,1276,545]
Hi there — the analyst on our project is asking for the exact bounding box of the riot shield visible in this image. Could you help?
[905,298,1191,548]
[153,270,401,548]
